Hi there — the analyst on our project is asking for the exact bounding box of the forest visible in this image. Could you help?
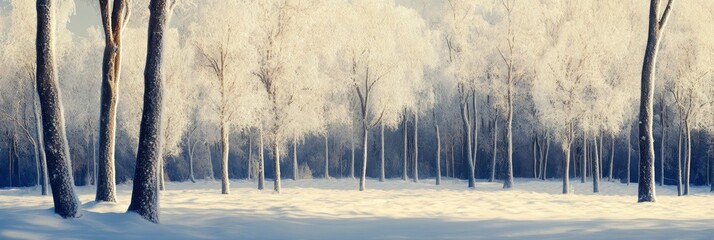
[1,0,713,236]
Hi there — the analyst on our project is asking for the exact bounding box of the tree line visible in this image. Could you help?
[0,0,711,223]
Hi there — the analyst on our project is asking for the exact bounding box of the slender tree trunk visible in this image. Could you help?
[32,88,48,194]
[96,0,128,203]
[293,134,298,180]
[533,137,537,178]
[472,90,478,179]
[35,0,80,218]
[563,144,571,194]
[684,123,691,195]
[609,135,614,182]
[461,99,475,188]
[248,134,252,181]
[188,136,196,183]
[273,138,281,193]
[451,144,455,178]
[677,128,682,196]
[159,157,165,190]
[126,0,169,223]
[402,113,408,180]
[413,112,419,183]
[359,125,369,191]
[350,120,355,179]
[435,122,441,185]
[490,116,498,182]
[543,139,550,180]
[638,0,674,203]
[504,91,514,189]
[627,127,632,186]
[220,122,229,194]
[593,136,600,193]
[258,126,265,190]
[660,102,666,186]
[582,133,588,183]
[325,134,330,180]
[380,123,385,182]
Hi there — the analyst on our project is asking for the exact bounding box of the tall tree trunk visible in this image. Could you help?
[325,134,330,180]
[563,144,571,194]
[220,122,229,194]
[504,89,514,189]
[359,125,369,191]
[273,138,281,193]
[461,99,475,188]
[638,0,674,203]
[627,128,632,186]
[188,136,196,183]
[677,128,682,196]
[413,112,419,183]
[292,134,298,180]
[159,157,165,190]
[380,123,385,182]
[684,123,691,195]
[435,121,441,185]
[35,0,80,219]
[258,126,265,190]
[32,87,48,195]
[490,116,498,182]
[126,0,169,223]
[472,90,478,179]
[96,0,128,203]
[593,136,600,193]
[533,137,537,178]
[660,102,666,186]
[402,113,408,181]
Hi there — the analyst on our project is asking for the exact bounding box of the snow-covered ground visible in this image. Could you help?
[1,178,713,239]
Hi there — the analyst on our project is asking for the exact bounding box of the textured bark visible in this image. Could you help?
[220,123,229,194]
[96,0,128,203]
[126,0,169,223]
[638,0,674,203]
[503,87,514,189]
[35,0,81,219]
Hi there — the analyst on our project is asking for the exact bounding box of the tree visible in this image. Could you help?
[127,0,173,223]
[95,0,129,203]
[637,0,674,203]
[35,0,81,218]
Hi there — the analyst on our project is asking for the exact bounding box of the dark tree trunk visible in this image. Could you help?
[35,0,81,219]
[126,0,169,223]
[638,0,674,203]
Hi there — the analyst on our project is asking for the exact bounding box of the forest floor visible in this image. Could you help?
[0,177,713,239]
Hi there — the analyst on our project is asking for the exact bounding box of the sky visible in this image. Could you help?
[0,0,443,37]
